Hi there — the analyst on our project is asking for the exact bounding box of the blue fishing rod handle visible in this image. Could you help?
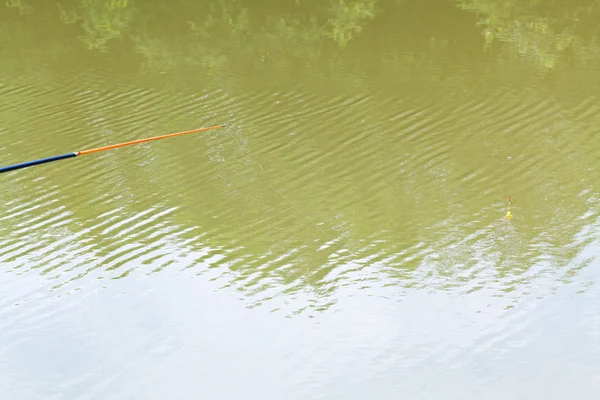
[0,152,78,174]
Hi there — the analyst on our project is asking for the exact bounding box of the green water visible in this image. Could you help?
[1,1,600,398]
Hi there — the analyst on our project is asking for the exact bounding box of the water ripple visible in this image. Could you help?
[0,78,599,318]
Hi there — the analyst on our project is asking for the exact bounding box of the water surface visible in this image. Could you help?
[1,1,600,399]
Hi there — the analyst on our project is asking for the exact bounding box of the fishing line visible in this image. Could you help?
[226,129,324,234]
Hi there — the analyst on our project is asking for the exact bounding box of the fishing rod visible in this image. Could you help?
[0,124,226,174]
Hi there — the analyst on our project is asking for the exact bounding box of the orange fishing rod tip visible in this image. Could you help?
[77,125,225,156]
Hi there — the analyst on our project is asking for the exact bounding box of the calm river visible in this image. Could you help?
[1,1,600,399]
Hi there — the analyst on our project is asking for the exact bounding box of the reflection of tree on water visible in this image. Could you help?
[6,0,32,14]
[459,0,600,69]
[57,0,132,51]
[8,0,600,64]
[45,0,380,51]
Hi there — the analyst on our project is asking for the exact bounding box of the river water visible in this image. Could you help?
[1,1,600,399]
